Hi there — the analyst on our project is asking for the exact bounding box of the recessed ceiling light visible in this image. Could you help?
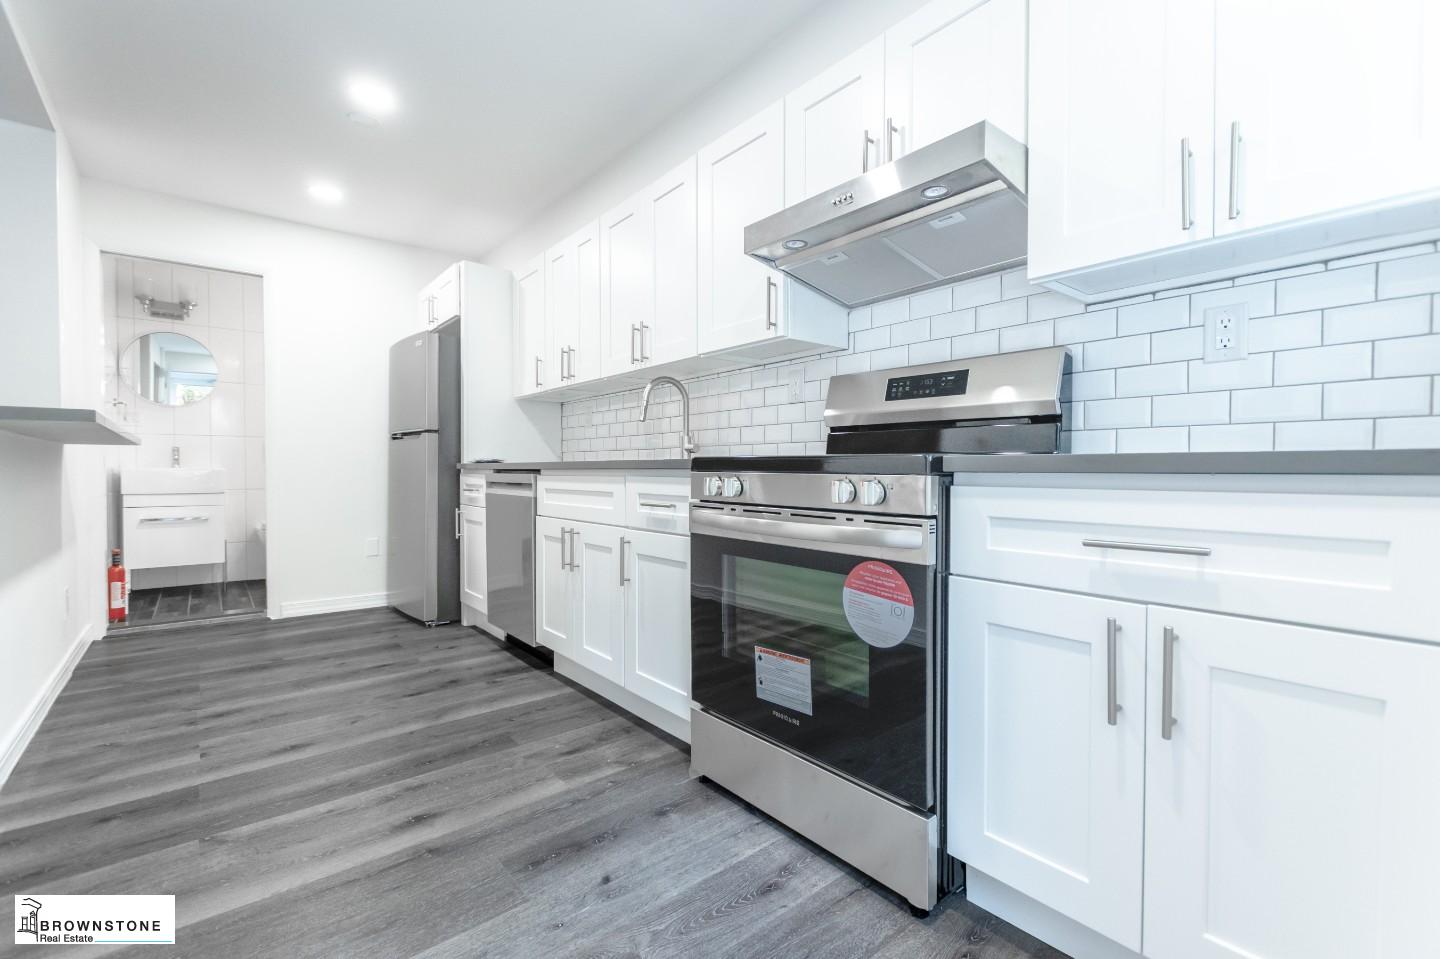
[346,76,397,117]
[307,180,345,204]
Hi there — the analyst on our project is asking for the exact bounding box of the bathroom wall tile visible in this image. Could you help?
[244,383,266,437]
[209,327,245,382]
[224,491,248,542]
[226,542,249,581]
[209,383,245,436]
[212,435,245,488]
[172,266,210,325]
[245,437,265,489]
[172,394,211,435]
[210,271,244,329]
[172,434,212,469]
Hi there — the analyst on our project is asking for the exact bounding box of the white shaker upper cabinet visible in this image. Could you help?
[1143,607,1440,959]
[430,264,461,325]
[573,225,601,384]
[514,255,547,396]
[599,191,651,379]
[646,157,699,367]
[544,222,599,387]
[784,37,886,202]
[1213,0,1440,237]
[697,100,788,355]
[885,0,1028,158]
[949,578,1147,951]
[1027,0,1215,279]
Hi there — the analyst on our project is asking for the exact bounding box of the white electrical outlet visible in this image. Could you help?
[784,366,805,402]
[365,537,380,557]
[1203,303,1249,363]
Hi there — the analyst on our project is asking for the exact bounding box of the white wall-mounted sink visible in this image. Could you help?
[121,467,227,495]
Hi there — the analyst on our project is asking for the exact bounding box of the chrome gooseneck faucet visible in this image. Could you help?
[640,375,696,459]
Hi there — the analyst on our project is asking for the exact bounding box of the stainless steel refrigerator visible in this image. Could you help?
[387,322,461,625]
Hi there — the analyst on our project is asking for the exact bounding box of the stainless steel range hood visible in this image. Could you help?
[745,121,1027,308]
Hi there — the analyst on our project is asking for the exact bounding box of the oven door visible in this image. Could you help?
[690,505,937,812]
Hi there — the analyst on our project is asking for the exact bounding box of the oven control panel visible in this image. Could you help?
[693,472,939,517]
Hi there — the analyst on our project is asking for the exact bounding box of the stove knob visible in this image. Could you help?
[703,475,723,497]
[860,479,887,506]
[830,479,857,505]
[722,476,744,498]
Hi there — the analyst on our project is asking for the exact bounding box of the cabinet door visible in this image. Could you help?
[536,516,573,654]
[514,255,547,395]
[784,37,885,202]
[431,264,461,325]
[1026,0,1215,279]
[570,522,625,685]
[573,224,601,383]
[545,234,578,386]
[1213,0,1440,236]
[949,578,1147,950]
[697,101,787,354]
[646,157,698,366]
[623,529,690,719]
[460,505,486,615]
[885,0,1027,156]
[1143,607,1440,959]
[599,191,651,378]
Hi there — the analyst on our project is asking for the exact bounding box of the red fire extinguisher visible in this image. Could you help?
[108,548,128,623]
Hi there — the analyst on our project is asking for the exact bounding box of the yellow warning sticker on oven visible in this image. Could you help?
[843,560,914,648]
[755,646,813,716]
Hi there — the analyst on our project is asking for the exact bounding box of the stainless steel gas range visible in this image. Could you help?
[688,347,1069,916]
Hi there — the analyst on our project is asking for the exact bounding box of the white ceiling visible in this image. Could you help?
[6,0,828,256]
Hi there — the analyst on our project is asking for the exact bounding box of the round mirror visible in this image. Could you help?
[119,332,218,406]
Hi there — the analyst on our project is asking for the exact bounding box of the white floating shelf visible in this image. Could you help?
[0,406,140,446]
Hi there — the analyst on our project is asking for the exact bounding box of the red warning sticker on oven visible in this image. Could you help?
[843,561,914,648]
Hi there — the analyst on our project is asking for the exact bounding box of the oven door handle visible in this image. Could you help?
[691,510,929,559]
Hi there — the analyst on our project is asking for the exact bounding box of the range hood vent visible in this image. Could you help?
[745,121,1027,309]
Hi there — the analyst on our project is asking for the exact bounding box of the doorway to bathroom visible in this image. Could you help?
[101,253,267,629]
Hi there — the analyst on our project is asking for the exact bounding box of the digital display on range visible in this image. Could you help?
[884,368,969,401]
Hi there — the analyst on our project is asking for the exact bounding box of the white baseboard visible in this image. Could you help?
[554,654,690,744]
[966,868,1142,959]
[277,592,388,619]
[0,622,94,790]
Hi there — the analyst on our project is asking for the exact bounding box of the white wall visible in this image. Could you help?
[81,180,464,618]
[487,0,929,273]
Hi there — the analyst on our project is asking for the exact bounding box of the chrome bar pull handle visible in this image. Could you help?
[454,507,462,540]
[1228,121,1243,220]
[765,276,777,330]
[1180,137,1194,231]
[1106,617,1121,726]
[885,117,899,162]
[861,128,875,172]
[1082,539,1211,557]
[637,501,677,510]
[630,324,640,364]
[535,356,542,388]
[1161,626,1179,741]
[639,323,650,361]
[619,536,630,587]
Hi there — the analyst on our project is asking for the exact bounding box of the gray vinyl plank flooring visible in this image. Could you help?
[0,608,1065,959]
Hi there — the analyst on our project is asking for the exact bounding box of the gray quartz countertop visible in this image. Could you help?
[460,458,693,472]
[943,449,1440,475]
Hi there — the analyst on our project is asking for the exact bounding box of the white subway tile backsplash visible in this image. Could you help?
[1084,334,1150,370]
[1377,252,1440,299]
[909,287,952,318]
[1324,377,1432,419]
[1273,343,1371,385]
[1275,419,1374,451]
[1231,385,1321,423]
[1190,423,1274,452]
[1375,416,1440,449]
[563,244,1440,459]
[1000,321,1054,353]
[1328,243,1436,269]
[1116,427,1187,453]
[1118,298,1189,336]
[1153,391,1229,426]
[1086,397,1151,429]
[1374,334,1440,377]
[1116,362,1187,397]
[1323,296,1431,344]
[976,297,1027,330]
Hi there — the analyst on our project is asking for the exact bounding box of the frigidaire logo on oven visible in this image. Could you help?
[772,710,801,726]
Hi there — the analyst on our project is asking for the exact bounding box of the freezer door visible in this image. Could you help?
[389,331,439,434]
[388,432,438,621]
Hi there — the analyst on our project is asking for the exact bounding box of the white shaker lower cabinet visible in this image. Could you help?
[460,505,486,616]
[536,515,574,654]
[1142,607,1440,959]
[623,529,691,720]
[948,578,1147,951]
[570,521,626,685]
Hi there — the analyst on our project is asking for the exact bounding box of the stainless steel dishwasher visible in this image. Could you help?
[484,473,538,647]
